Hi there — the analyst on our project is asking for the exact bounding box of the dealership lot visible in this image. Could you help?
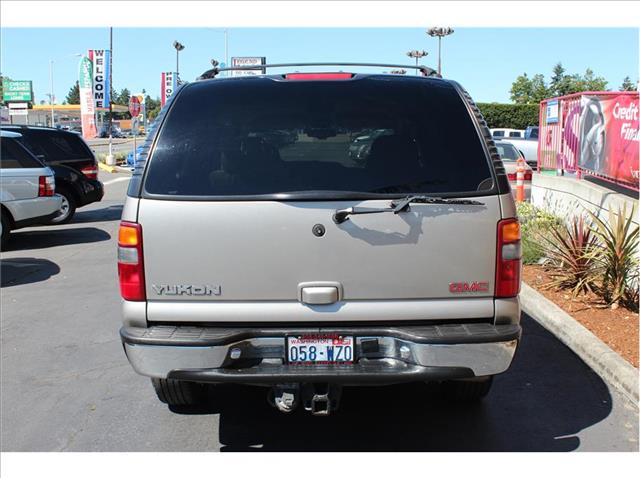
[0,171,637,452]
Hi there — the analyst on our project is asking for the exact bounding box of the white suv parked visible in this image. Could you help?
[1,131,62,249]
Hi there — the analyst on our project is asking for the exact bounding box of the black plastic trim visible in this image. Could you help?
[121,323,522,347]
[13,210,59,229]
[168,362,474,384]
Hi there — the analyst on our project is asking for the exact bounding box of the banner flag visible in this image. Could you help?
[88,49,111,109]
[79,56,97,139]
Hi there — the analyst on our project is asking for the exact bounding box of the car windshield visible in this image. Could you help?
[144,76,494,197]
[495,143,520,161]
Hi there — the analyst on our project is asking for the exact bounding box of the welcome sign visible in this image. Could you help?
[88,49,111,109]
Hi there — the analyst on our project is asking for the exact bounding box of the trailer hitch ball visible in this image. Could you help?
[270,384,300,413]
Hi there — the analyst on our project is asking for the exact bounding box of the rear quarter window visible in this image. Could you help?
[144,77,494,198]
[1,138,45,168]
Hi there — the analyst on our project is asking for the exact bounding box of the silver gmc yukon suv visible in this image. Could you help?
[119,63,522,415]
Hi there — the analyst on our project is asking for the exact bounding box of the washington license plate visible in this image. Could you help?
[286,335,354,364]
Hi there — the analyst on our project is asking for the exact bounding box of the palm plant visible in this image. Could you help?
[588,204,639,310]
[542,214,600,297]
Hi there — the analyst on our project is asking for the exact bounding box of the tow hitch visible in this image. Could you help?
[269,383,343,416]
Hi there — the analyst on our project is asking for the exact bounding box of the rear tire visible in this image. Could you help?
[49,188,77,225]
[441,376,493,402]
[1,210,10,251]
[151,378,208,406]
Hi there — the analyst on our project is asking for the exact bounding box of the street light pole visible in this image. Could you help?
[224,29,228,70]
[406,50,428,75]
[173,41,185,79]
[49,60,55,127]
[427,27,454,76]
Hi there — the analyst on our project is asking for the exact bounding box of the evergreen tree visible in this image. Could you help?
[64,81,80,104]
[620,76,638,91]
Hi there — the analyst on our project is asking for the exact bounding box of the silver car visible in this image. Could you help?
[118,64,522,415]
[1,131,62,249]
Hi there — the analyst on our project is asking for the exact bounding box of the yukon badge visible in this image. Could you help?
[152,284,222,296]
[449,281,489,293]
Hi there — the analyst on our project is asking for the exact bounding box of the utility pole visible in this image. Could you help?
[107,26,114,165]
[49,60,55,127]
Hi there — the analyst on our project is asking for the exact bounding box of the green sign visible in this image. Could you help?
[2,80,33,102]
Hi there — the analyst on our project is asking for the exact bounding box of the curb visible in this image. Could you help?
[520,282,639,405]
[98,162,133,175]
[97,162,117,173]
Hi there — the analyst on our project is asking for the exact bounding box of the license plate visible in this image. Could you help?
[286,335,354,364]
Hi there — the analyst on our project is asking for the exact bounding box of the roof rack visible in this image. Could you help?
[197,62,440,80]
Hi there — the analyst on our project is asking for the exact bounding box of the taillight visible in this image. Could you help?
[118,221,146,301]
[523,171,532,181]
[495,218,521,298]
[507,173,516,181]
[38,176,55,197]
[285,73,353,80]
[81,163,99,180]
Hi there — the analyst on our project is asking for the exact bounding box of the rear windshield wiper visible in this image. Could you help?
[333,195,485,224]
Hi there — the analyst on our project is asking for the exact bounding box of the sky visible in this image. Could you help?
[1,27,638,105]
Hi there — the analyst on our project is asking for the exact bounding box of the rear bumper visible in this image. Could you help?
[120,323,521,385]
[77,179,104,207]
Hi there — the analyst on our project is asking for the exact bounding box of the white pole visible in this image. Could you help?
[224,29,229,78]
[49,60,55,127]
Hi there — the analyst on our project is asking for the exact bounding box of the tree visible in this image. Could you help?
[117,88,130,106]
[64,81,80,104]
[574,68,608,92]
[510,73,549,104]
[0,74,11,105]
[530,74,550,103]
[620,76,638,91]
[549,62,574,97]
[145,95,162,120]
[509,73,533,104]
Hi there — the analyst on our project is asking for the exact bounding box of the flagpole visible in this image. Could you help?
[107,26,114,166]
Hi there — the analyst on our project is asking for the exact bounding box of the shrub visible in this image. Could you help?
[476,103,539,130]
[588,204,639,310]
[516,202,561,264]
[542,215,600,297]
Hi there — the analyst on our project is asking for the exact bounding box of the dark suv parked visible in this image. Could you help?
[2,125,104,223]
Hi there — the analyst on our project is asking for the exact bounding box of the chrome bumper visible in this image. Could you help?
[121,324,520,384]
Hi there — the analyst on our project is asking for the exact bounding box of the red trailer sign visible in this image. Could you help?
[539,91,639,190]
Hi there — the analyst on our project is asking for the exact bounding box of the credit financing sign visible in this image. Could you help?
[161,72,178,106]
[578,93,639,186]
[88,49,111,109]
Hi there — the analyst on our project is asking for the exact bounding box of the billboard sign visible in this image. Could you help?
[161,72,178,106]
[88,49,111,109]
[2,80,33,102]
[578,93,639,186]
[78,56,97,139]
[230,57,266,77]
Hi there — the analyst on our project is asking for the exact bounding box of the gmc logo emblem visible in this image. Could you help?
[449,281,490,293]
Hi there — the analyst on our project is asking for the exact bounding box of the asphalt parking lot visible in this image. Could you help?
[1,170,638,452]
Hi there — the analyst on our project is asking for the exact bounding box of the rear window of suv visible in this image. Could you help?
[17,129,93,161]
[144,76,494,198]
